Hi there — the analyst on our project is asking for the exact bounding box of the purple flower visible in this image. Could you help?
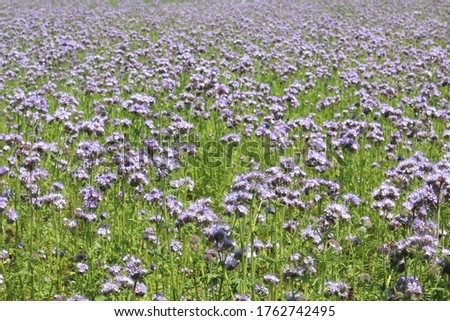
[170,240,182,254]
[282,220,298,232]
[263,274,280,285]
[76,262,88,274]
[115,275,134,289]
[170,177,194,191]
[324,281,350,300]
[0,167,9,177]
[109,265,122,276]
[203,224,229,242]
[225,255,240,270]
[95,173,117,191]
[234,294,251,301]
[51,182,64,191]
[221,133,241,145]
[101,282,120,295]
[305,150,331,172]
[0,197,8,212]
[79,186,102,209]
[135,282,147,297]
[125,256,147,280]
[324,203,351,222]
[0,250,7,261]
[128,172,148,187]
[5,209,18,223]
[74,208,97,222]
[97,225,110,236]
[66,294,89,301]
[390,276,423,300]
[255,284,269,297]
[343,193,361,206]
[144,188,163,204]
[285,291,305,301]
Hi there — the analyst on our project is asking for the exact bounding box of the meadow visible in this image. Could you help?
[0,0,449,301]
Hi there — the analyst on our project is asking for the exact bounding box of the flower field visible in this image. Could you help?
[0,0,449,301]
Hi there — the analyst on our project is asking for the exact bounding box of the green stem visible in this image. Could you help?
[239,217,247,295]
